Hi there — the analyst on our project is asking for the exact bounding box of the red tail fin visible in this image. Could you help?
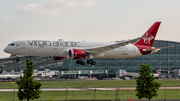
[158,72,161,76]
[158,67,161,71]
[158,67,161,76]
[135,22,161,46]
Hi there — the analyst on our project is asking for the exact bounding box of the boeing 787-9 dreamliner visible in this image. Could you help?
[4,22,171,65]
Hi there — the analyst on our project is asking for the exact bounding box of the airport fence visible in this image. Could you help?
[1,87,180,101]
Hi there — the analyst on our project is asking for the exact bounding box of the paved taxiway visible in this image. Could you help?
[1,87,180,92]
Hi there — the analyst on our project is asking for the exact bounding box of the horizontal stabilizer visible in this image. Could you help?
[144,46,173,52]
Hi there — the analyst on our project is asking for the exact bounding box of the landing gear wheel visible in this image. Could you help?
[76,60,85,65]
[16,58,20,62]
[76,60,81,64]
[80,61,85,65]
[91,61,96,65]
[87,60,96,65]
[87,60,92,64]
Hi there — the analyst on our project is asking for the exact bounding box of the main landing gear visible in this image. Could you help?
[87,60,96,65]
[76,60,96,65]
[76,60,85,65]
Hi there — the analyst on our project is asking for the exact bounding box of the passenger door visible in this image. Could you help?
[21,42,25,49]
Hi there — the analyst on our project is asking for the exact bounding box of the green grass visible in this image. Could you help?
[1,79,180,100]
[1,89,180,101]
[1,79,180,89]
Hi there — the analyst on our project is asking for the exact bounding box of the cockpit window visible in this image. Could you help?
[8,43,15,46]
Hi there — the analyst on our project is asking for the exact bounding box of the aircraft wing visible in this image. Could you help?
[85,35,149,57]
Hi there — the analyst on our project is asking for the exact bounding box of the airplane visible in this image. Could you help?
[0,66,21,81]
[35,72,57,78]
[4,21,171,65]
[122,67,161,78]
[0,74,21,81]
[0,61,13,65]
[153,67,161,78]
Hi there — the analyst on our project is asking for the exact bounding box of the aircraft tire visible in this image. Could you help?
[76,60,81,64]
[91,61,96,65]
[81,61,85,65]
[87,60,92,64]
[16,58,20,62]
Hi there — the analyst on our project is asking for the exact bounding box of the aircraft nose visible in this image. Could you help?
[4,47,9,53]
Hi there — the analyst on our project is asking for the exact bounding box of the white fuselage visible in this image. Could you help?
[4,40,158,59]
[0,74,21,80]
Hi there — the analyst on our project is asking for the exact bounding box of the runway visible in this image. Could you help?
[1,87,180,92]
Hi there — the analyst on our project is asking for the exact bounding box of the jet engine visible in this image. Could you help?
[49,56,65,60]
[68,49,86,60]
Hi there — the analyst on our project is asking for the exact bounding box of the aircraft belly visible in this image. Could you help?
[105,50,129,58]
[95,49,129,58]
[95,45,142,59]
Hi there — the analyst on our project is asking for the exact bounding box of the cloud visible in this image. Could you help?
[17,0,96,16]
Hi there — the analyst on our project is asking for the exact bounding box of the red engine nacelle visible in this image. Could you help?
[68,49,86,60]
[49,56,65,60]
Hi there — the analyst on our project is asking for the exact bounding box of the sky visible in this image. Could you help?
[0,0,180,58]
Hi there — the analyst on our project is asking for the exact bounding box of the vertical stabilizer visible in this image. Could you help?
[135,22,161,46]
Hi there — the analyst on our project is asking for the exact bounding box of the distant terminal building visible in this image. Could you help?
[0,40,180,79]
[66,40,179,78]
